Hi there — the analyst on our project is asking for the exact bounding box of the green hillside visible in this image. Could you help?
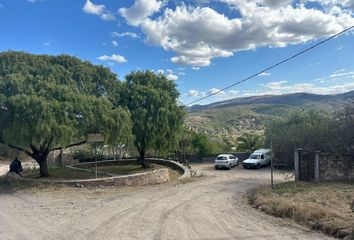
[185,91,354,143]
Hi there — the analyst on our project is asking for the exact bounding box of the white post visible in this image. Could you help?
[294,148,302,181]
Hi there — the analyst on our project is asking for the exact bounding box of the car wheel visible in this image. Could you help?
[214,166,218,170]
[236,160,239,166]
[257,164,261,169]
[228,164,231,170]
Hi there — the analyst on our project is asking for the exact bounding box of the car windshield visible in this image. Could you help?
[250,154,260,159]
[216,156,227,160]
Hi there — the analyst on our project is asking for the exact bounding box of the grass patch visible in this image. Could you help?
[248,181,354,239]
[93,164,163,175]
[25,167,109,180]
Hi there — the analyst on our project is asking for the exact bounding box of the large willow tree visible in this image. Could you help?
[122,71,185,168]
[0,51,132,177]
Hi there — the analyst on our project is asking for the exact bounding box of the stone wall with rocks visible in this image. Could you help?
[319,153,354,181]
[295,149,354,182]
[47,150,79,167]
[6,168,169,187]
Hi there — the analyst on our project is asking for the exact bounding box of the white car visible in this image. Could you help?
[242,149,272,169]
[214,154,239,170]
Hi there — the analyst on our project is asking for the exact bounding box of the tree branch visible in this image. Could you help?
[0,138,33,157]
[50,140,87,151]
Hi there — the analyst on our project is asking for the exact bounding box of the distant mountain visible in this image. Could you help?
[188,91,354,112]
[185,91,354,143]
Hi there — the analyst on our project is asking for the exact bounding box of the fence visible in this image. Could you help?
[294,149,354,182]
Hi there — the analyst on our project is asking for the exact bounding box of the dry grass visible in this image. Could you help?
[25,167,108,179]
[94,164,163,175]
[248,181,354,239]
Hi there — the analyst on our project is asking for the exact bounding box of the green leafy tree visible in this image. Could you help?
[0,51,132,177]
[265,110,334,157]
[237,133,263,153]
[121,71,185,168]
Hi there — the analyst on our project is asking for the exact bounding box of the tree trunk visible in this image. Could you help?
[38,159,49,177]
[32,149,50,178]
[138,149,150,168]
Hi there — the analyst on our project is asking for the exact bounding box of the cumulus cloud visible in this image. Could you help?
[187,90,200,97]
[156,69,179,80]
[112,40,118,47]
[258,72,271,77]
[166,73,178,81]
[119,0,163,26]
[258,78,354,95]
[83,0,116,21]
[97,54,127,63]
[120,0,354,67]
[111,32,140,39]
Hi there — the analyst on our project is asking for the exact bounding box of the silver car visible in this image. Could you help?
[214,154,239,170]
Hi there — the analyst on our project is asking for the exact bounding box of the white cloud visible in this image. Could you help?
[166,73,178,81]
[111,32,140,39]
[83,0,116,21]
[97,54,127,63]
[156,69,178,80]
[257,79,354,96]
[258,72,271,77]
[330,71,354,78]
[83,0,105,15]
[43,42,51,47]
[100,12,116,21]
[187,90,200,97]
[120,0,354,67]
[207,88,226,95]
[119,0,163,26]
[112,40,118,47]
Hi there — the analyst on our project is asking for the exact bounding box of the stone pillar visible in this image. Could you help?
[314,151,320,182]
[294,148,302,181]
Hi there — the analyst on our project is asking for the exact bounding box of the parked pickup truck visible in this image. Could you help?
[242,149,272,169]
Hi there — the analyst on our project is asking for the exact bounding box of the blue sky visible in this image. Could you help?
[0,0,353,105]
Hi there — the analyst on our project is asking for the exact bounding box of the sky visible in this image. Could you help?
[0,0,354,105]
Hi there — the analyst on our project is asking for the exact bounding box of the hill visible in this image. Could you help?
[185,91,354,142]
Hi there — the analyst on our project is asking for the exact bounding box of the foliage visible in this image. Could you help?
[265,108,354,156]
[0,51,132,177]
[237,133,263,152]
[121,71,185,167]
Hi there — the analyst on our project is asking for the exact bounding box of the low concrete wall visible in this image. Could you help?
[6,158,191,187]
[75,158,191,180]
[146,158,191,179]
[6,168,169,187]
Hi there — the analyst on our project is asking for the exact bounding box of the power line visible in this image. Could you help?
[186,25,354,106]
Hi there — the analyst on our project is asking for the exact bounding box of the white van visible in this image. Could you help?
[242,149,272,169]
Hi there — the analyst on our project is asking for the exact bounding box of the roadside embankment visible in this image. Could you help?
[248,181,354,239]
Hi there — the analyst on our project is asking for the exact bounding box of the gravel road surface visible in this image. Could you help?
[0,164,332,240]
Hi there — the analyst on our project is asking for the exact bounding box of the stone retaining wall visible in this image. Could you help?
[319,153,354,181]
[6,158,191,187]
[295,149,354,182]
[6,168,169,187]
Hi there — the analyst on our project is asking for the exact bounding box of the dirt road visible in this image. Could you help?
[0,164,332,240]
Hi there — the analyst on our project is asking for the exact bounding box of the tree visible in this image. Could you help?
[0,51,132,177]
[121,71,185,168]
[265,109,334,156]
[237,133,263,153]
